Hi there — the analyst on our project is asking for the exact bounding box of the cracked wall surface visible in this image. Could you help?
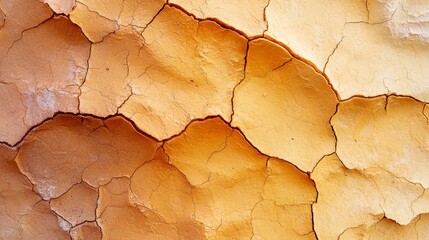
[0,0,428,239]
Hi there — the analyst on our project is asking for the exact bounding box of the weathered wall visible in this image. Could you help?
[0,0,428,239]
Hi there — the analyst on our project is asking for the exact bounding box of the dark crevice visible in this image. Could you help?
[167,3,253,39]
[4,111,161,149]
[423,104,429,123]
[77,39,92,113]
[323,36,344,73]
[259,35,341,100]
[230,40,250,123]
[142,3,167,31]
[6,13,55,56]
[3,2,429,239]
[262,0,271,36]
[340,93,428,105]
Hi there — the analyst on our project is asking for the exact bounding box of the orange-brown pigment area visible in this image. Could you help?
[2,114,316,240]
[0,0,428,239]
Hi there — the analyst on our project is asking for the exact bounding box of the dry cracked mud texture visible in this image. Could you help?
[0,0,428,239]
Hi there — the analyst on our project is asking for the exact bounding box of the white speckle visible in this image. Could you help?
[36,89,57,112]
[57,216,72,231]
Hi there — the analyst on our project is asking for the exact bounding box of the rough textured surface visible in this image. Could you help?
[340,214,429,240]
[80,6,247,140]
[0,12,90,145]
[42,0,75,14]
[332,96,429,188]
[98,177,191,240]
[69,2,119,43]
[98,155,206,240]
[5,114,318,239]
[70,222,102,240]
[367,0,429,41]
[1,0,429,239]
[326,23,429,101]
[165,118,317,239]
[312,154,428,239]
[0,0,54,146]
[265,0,367,70]
[15,114,160,199]
[169,0,269,36]
[50,182,98,226]
[76,0,165,27]
[69,0,165,42]
[0,144,69,239]
[313,95,429,239]
[232,38,338,171]
[266,0,429,102]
